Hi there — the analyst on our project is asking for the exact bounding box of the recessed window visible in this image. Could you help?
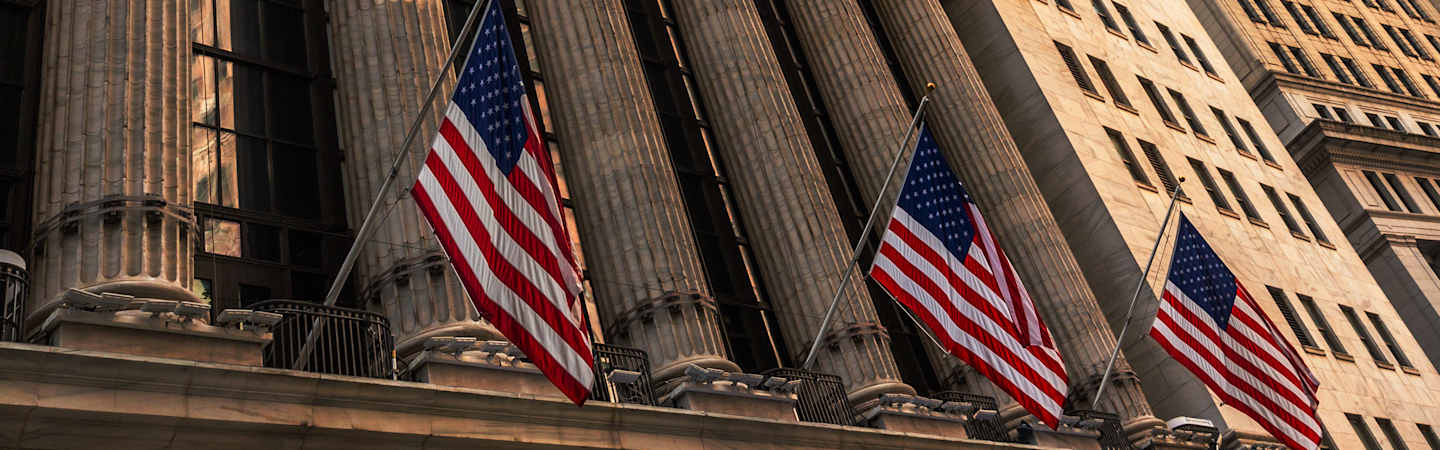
[1385,172,1422,212]
[1313,103,1333,120]
[1289,46,1321,78]
[1365,170,1405,211]
[1342,56,1374,87]
[1420,121,1439,137]
[1375,64,1406,94]
[1415,177,1440,211]
[1428,34,1440,57]
[1106,127,1151,186]
[1056,42,1100,96]
[1354,17,1388,50]
[1348,414,1384,450]
[1139,76,1180,127]
[1340,305,1393,368]
[1393,67,1425,97]
[1168,89,1208,137]
[1424,75,1440,98]
[1387,115,1410,132]
[1288,193,1330,244]
[1237,118,1276,163]
[1267,286,1319,348]
[1112,2,1150,45]
[1183,34,1218,76]
[1385,24,1417,56]
[1283,1,1316,34]
[1376,418,1411,450]
[1301,4,1336,38]
[1403,29,1432,59]
[1212,107,1250,153]
[1218,168,1264,221]
[1188,158,1233,212]
[1418,423,1440,450]
[1239,0,1268,23]
[1262,184,1305,235]
[1270,42,1300,74]
[1089,56,1132,107]
[1156,22,1192,65]
[1366,312,1415,370]
[1334,107,1353,123]
[1298,294,1348,356]
[1055,0,1077,12]
[1139,139,1183,196]
[1254,0,1286,25]
[1368,112,1388,128]
[1092,0,1123,32]
[1336,13,1369,46]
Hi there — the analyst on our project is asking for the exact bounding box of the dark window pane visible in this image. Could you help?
[291,271,327,302]
[262,3,308,69]
[229,63,266,134]
[273,144,320,218]
[268,73,313,144]
[245,222,282,262]
[218,0,261,56]
[238,135,271,211]
[289,230,323,267]
[0,86,19,166]
[239,283,273,307]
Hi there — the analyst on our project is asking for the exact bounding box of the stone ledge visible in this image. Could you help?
[39,308,270,366]
[0,342,1047,449]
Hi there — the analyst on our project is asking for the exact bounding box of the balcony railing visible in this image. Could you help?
[934,391,1010,442]
[1073,409,1129,450]
[251,300,394,379]
[0,250,27,342]
[589,343,656,406]
[763,368,855,426]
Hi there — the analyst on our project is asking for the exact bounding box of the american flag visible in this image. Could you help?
[411,1,594,405]
[869,126,1069,428]
[1149,215,1321,450]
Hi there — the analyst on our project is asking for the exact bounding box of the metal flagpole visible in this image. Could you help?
[291,0,491,371]
[800,83,935,371]
[1090,178,1187,410]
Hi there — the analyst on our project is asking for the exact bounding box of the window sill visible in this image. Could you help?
[1291,230,1312,241]
[1207,72,1225,83]
[1059,7,1082,19]
[1318,240,1337,250]
[1196,133,1216,145]
[1217,208,1241,219]
[1237,149,1258,160]
[1336,352,1355,362]
[1377,361,1397,371]
[1083,90,1107,102]
[1248,217,1270,229]
[1164,121,1187,133]
[1107,28,1129,40]
[1179,61,1199,72]
[1264,160,1283,170]
[1137,41,1159,53]
[1403,366,1422,376]
[1136,182,1160,193]
[1117,103,1140,115]
[1302,345,1327,356]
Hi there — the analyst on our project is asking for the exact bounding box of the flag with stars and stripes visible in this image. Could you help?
[411,1,593,405]
[869,125,1068,428]
[1149,214,1321,450]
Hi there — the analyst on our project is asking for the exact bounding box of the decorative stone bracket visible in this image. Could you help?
[659,364,802,422]
[37,289,273,366]
[861,393,995,440]
[405,337,570,399]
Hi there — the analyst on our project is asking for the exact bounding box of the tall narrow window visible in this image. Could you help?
[1183,35,1218,76]
[1418,424,1440,450]
[1322,54,1354,84]
[1313,103,1334,119]
[1139,139,1183,195]
[1334,106,1354,123]
[1403,29,1432,59]
[1270,42,1300,74]
[1366,312,1415,370]
[1284,1,1317,34]
[1297,295,1347,355]
[1365,170,1405,211]
[1238,0,1268,23]
[1263,184,1305,235]
[1093,0,1122,32]
[1302,4,1335,38]
[1106,127,1151,185]
[1254,0,1286,25]
[1340,305,1393,367]
[1288,193,1330,244]
[1420,121,1438,137]
[1428,35,1440,57]
[1355,17,1388,50]
[1156,22,1192,64]
[1289,46,1321,78]
[1385,24,1417,56]
[1368,112,1388,128]
[1267,287,1319,348]
[1055,0,1076,12]
[1388,115,1410,132]
[1385,172,1422,212]
[1348,414,1384,450]
[1139,76,1180,126]
[1212,107,1250,153]
[1168,89,1208,137]
[1424,74,1440,98]
[1377,418,1411,450]
[1394,67,1425,97]
[1398,0,1420,17]
[1056,42,1099,96]
[1408,0,1432,20]
[1112,3,1151,45]
[1189,158,1233,212]
[1416,177,1440,212]
[1237,118,1276,162]
[1342,57,1374,87]
[1337,13,1369,46]
[1089,56,1131,107]
[1375,64,1405,93]
[1219,169,1264,221]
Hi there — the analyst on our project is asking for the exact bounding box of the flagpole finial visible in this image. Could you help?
[926,82,937,93]
[1178,176,1187,183]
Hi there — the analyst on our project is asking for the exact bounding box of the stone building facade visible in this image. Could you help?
[0,0,1437,448]
[1182,0,1440,446]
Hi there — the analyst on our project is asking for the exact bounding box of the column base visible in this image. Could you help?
[27,278,199,330]
[39,303,269,366]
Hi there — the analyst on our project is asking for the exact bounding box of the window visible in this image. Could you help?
[1365,170,1405,211]
[1367,312,1415,369]
[1107,127,1151,185]
[1418,424,1440,450]
[1314,103,1334,120]
[1337,13,1369,46]
[1212,107,1250,153]
[1056,0,1076,12]
[1420,121,1439,137]
[1424,74,1440,98]
[1302,4,1336,38]
[1385,24,1417,56]
[1355,17,1388,50]
[1334,106,1353,123]
[1112,3,1151,45]
[1403,29,1432,59]
[1139,76,1181,126]
[1394,67,1425,97]
[1376,64,1406,94]
[1183,35,1218,76]
[1288,193,1330,244]
[1409,0,1433,20]
[1056,42,1100,96]
[1139,139,1183,196]
[1156,22,1192,65]
[1341,305,1393,367]
[1267,287,1319,348]
[1263,184,1305,235]
[1219,168,1264,221]
[1348,414,1384,450]
[1254,0,1286,25]
[1398,0,1420,17]
[1385,172,1422,212]
[1322,54,1353,84]
[1237,118,1276,162]
[1298,294,1348,355]
[1342,56,1374,87]
[1189,159,1233,211]
[1168,89,1208,137]
[1377,418,1411,450]
[1289,46,1321,78]
[1388,115,1409,132]
[1284,1,1317,34]
[1270,42,1300,74]
[1368,112,1388,128]
[1416,177,1440,211]
[1429,35,1440,57]
[1239,0,1268,23]
[1089,56,1132,107]
[1093,0,1122,32]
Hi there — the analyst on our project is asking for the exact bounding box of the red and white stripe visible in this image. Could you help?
[871,207,1069,428]
[412,101,594,404]
[1150,282,1322,450]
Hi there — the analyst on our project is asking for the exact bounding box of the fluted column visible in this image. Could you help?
[668,0,911,404]
[327,0,498,355]
[867,0,1157,424]
[29,0,199,327]
[527,0,738,381]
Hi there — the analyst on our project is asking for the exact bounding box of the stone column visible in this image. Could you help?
[29,0,200,327]
[867,0,1158,425]
[667,0,911,404]
[527,0,738,381]
[327,0,498,356]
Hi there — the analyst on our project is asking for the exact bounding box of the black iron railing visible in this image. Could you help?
[934,391,1010,442]
[589,343,656,406]
[0,253,27,342]
[1074,409,1130,450]
[252,300,394,379]
[764,368,854,426]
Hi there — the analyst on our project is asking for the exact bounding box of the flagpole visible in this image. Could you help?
[1090,178,1186,410]
[292,0,491,371]
[800,83,935,371]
